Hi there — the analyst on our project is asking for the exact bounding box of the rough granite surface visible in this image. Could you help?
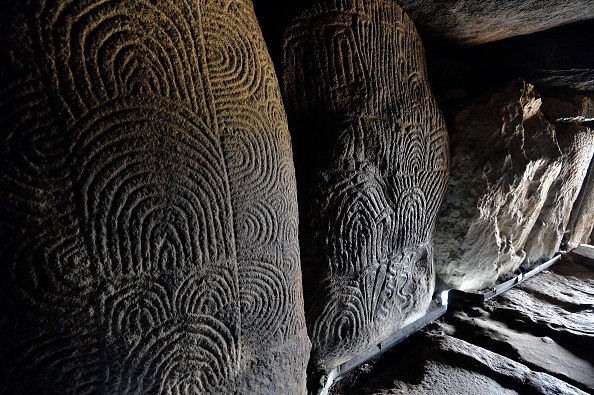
[524,123,594,262]
[284,0,449,371]
[331,252,594,394]
[567,155,594,247]
[0,1,310,393]
[435,79,563,291]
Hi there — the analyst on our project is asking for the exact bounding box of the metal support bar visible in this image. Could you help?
[318,294,448,394]
[316,253,562,394]
[448,253,562,306]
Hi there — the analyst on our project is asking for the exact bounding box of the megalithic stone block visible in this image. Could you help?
[524,123,594,262]
[567,152,594,248]
[283,0,449,370]
[434,80,563,292]
[0,0,309,393]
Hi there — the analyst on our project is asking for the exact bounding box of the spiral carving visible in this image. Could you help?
[284,0,449,369]
[0,0,308,393]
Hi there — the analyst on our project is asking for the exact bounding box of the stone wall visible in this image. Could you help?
[1,0,593,393]
[434,80,562,291]
[567,155,594,247]
[524,125,594,262]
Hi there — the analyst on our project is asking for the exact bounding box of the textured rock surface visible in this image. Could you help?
[434,79,562,291]
[0,1,309,393]
[567,156,594,247]
[450,20,594,92]
[524,123,594,262]
[541,95,594,124]
[566,244,594,269]
[396,0,594,47]
[253,0,594,56]
[331,255,594,394]
[283,0,449,370]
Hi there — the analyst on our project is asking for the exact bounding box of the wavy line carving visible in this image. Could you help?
[0,0,308,393]
[284,0,449,369]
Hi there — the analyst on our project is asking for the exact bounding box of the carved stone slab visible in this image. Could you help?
[0,1,309,393]
[283,0,449,370]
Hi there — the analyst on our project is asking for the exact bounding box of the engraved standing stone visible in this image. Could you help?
[283,0,449,370]
[0,0,309,393]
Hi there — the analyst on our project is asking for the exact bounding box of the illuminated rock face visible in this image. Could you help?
[0,1,309,393]
[567,155,594,247]
[283,0,449,369]
[524,123,594,262]
[434,80,563,292]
